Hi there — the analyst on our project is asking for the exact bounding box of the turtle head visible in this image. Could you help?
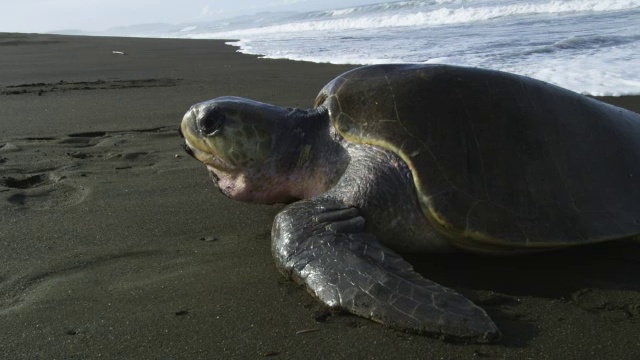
[180,96,330,203]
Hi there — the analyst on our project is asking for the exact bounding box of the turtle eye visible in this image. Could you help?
[197,106,225,136]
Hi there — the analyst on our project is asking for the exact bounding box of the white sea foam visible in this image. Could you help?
[509,45,640,96]
[329,8,357,17]
[187,0,640,37]
[117,0,640,96]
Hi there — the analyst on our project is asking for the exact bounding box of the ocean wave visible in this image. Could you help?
[170,0,640,96]
[524,34,640,55]
[228,38,640,96]
[299,1,426,20]
[512,46,640,96]
[302,0,472,20]
[186,0,640,38]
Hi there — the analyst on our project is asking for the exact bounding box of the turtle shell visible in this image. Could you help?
[315,64,640,250]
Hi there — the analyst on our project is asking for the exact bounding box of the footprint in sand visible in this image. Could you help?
[55,128,176,170]
[569,288,639,322]
[1,126,181,210]
[1,172,87,210]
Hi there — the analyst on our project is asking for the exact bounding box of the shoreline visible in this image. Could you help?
[3,32,640,113]
[1,33,639,359]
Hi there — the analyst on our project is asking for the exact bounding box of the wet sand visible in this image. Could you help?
[0,33,639,359]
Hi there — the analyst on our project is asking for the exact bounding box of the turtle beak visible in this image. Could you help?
[178,122,197,159]
[178,125,197,159]
[183,143,196,158]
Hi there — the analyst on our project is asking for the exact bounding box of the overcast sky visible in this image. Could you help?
[1,0,382,33]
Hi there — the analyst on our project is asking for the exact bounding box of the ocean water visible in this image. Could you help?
[131,0,640,96]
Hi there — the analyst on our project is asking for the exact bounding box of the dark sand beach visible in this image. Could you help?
[1,33,639,359]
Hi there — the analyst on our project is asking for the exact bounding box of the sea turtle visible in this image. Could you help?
[179,64,640,342]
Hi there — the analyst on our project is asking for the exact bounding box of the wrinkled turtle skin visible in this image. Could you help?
[180,64,640,342]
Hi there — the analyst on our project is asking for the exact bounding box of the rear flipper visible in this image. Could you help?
[272,198,500,342]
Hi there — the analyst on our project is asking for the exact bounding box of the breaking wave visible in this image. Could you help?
[188,0,640,38]
[110,0,640,95]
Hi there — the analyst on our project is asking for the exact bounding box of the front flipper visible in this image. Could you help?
[272,199,500,342]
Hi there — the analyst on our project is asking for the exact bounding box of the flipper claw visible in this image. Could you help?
[325,216,365,233]
[313,207,359,223]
